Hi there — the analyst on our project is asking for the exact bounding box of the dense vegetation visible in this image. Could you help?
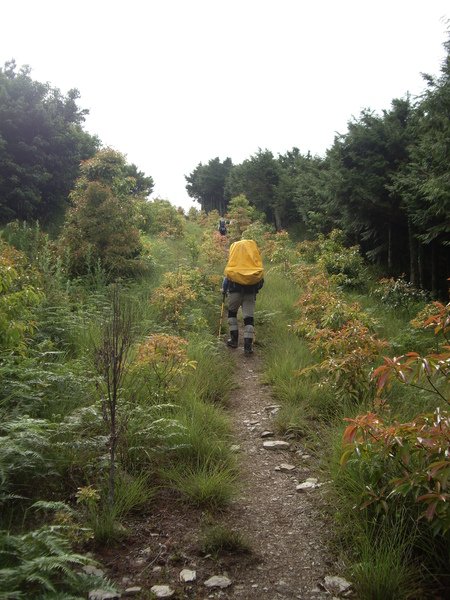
[0,43,449,598]
[186,36,450,298]
[256,230,449,598]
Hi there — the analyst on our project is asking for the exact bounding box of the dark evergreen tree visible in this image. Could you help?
[0,61,99,224]
[225,149,282,228]
[185,157,233,214]
[278,148,335,236]
[328,98,414,274]
[391,36,450,295]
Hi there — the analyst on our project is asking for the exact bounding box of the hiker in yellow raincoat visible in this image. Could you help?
[221,239,264,355]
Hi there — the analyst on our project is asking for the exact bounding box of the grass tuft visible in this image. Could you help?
[164,460,237,509]
[200,523,251,556]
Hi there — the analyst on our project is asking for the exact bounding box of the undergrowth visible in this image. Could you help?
[258,233,449,599]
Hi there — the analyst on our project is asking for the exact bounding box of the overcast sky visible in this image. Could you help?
[1,0,449,209]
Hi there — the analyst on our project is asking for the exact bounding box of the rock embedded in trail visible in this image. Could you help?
[150,584,175,598]
[123,588,142,597]
[83,565,105,577]
[179,568,196,582]
[204,575,232,588]
[260,430,275,438]
[323,575,353,595]
[296,477,319,491]
[264,404,281,415]
[88,591,120,600]
[275,463,296,472]
[263,440,290,450]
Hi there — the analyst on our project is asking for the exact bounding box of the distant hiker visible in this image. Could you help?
[218,218,227,236]
[221,239,264,355]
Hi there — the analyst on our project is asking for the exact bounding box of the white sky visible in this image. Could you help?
[1,0,449,209]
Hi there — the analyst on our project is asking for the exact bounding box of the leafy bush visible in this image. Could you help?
[341,303,450,536]
[241,220,274,250]
[151,268,218,331]
[293,273,375,338]
[131,333,196,401]
[0,241,43,352]
[316,230,367,289]
[225,194,257,241]
[296,239,322,263]
[140,198,185,239]
[261,229,294,267]
[60,150,145,276]
[411,301,450,346]
[373,277,428,310]
[341,409,450,535]
[199,230,228,267]
[300,321,389,403]
[151,272,198,329]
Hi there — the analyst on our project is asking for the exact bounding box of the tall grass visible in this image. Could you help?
[257,268,300,320]
[185,334,235,404]
[351,518,420,600]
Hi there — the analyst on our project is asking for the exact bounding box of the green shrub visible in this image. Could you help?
[317,229,367,289]
[372,277,428,311]
[0,417,56,519]
[60,150,145,277]
[0,525,113,598]
[139,198,185,239]
[75,473,155,543]
[225,195,257,242]
[0,241,43,353]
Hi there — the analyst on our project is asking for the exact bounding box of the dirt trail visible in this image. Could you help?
[217,347,335,599]
[99,345,338,599]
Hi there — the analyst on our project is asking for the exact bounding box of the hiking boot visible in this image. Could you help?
[227,330,238,348]
[244,338,253,355]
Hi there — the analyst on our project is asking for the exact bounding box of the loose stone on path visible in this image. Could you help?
[179,568,196,582]
[275,463,296,472]
[263,440,290,450]
[123,588,142,597]
[296,477,319,491]
[150,585,175,598]
[88,592,120,600]
[260,430,275,438]
[323,575,353,595]
[204,575,232,588]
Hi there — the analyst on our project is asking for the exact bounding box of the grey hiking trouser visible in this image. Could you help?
[227,291,255,340]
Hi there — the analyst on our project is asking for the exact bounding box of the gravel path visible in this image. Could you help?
[216,346,336,599]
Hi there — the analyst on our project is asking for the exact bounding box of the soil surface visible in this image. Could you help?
[97,345,340,599]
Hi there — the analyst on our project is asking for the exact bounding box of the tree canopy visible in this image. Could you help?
[0,61,99,224]
[185,35,450,296]
[185,156,233,215]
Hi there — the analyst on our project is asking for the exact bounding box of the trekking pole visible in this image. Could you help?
[218,292,226,338]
